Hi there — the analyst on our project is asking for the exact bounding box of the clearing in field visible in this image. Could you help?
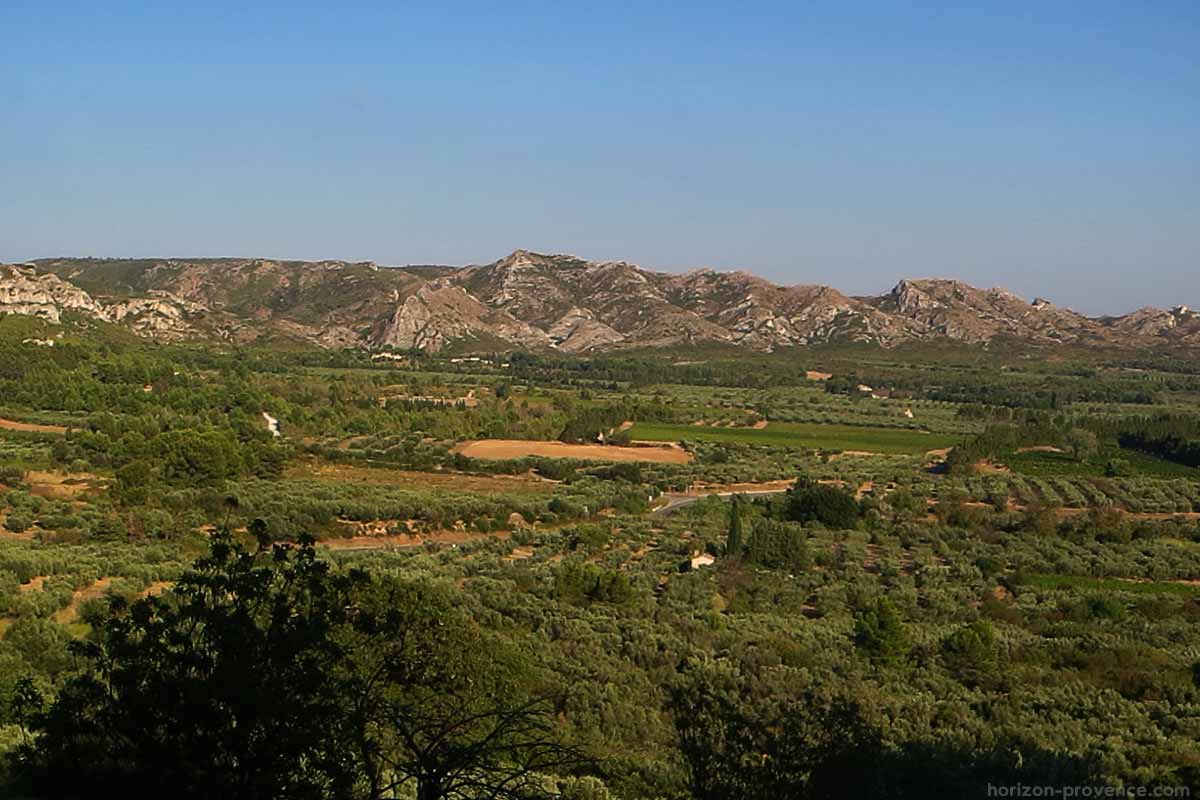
[628,422,958,456]
[319,529,512,551]
[453,439,693,464]
[53,577,113,624]
[0,417,68,434]
[286,460,555,493]
[25,470,99,500]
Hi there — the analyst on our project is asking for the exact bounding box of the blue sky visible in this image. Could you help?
[1,1,1197,314]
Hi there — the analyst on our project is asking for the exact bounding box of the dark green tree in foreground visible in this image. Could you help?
[668,659,887,800]
[17,533,358,800]
[668,660,1103,800]
[341,579,584,800]
[13,534,581,800]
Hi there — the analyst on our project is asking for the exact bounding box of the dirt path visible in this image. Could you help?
[684,478,796,495]
[453,439,692,464]
[827,450,887,461]
[137,581,174,598]
[53,577,113,624]
[653,480,798,514]
[319,529,512,552]
[0,417,68,434]
[19,576,48,593]
[287,460,553,493]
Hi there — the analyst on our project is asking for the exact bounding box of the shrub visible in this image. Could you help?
[786,481,860,529]
[4,512,33,533]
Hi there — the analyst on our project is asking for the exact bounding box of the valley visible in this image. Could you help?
[1,306,1199,794]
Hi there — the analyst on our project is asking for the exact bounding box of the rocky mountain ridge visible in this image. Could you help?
[1,252,1195,353]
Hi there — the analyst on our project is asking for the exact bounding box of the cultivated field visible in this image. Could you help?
[628,421,959,455]
[452,439,693,463]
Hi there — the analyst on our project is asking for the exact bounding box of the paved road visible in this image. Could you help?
[652,488,790,515]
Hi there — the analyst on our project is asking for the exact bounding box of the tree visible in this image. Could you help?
[16,535,582,800]
[1064,428,1099,462]
[785,482,859,529]
[3,512,32,534]
[156,429,241,485]
[853,598,910,667]
[726,494,745,557]
[743,519,810,572]
[668,659,759,800]
[669,660,886,800]
[341,578,583,800]
[17,534,362,799]
[114,459,154,505]
[765,694,886,799]
[941,620,999,686]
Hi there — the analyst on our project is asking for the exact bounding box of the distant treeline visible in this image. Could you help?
[946,412,1200,473]
[1099,415,1200,469]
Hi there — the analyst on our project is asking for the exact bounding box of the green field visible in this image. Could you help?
[628,421,960,455]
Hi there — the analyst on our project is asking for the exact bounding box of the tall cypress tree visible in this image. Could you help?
[726,494,745,557]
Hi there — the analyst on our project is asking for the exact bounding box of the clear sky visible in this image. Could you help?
[2,1,1197,314]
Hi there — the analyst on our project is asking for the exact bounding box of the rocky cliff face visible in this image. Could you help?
[0,265,105,322]
[0,264,209,337]
[3,252,1194,353]
[867,278,1106,344]
[373,284,551,351]
[1106,305,1200,343]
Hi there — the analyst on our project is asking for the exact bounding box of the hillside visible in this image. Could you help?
[0,251,1193,353]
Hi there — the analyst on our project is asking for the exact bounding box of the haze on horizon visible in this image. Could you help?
[2,1,1197,316]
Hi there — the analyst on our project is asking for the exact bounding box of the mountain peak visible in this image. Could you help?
[5,253,1196,352]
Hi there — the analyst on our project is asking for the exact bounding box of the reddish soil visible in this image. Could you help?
[53,577,113,624]
[0,417,67,434]
[25,470,98,500]
[19,576,47,593]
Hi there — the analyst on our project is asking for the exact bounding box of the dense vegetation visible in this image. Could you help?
[1,314,1199,796]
